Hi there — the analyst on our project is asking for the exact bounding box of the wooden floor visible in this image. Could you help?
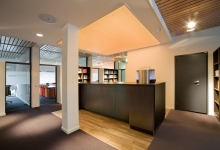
[52,109,170,150]
[79,109,170,150]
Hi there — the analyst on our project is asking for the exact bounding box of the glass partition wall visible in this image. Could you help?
[5,63,30,113]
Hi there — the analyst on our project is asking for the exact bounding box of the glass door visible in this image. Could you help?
[6,63,30,113]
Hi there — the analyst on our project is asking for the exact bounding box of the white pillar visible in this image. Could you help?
[61,23,79,134]
[57,65,62,104]
[0,61,6,117]
[31,46,40,108]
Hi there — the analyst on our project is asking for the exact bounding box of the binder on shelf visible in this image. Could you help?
[82,69,87,73]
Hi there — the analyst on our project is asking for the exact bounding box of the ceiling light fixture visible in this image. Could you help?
[186,10,198,32]
[187,21,196,29]
[187,28,195,32]
[36,33,43,37]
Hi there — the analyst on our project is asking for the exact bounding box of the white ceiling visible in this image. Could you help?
[0,0,171,55]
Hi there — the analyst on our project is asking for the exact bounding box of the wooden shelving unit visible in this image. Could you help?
[213,47,220,121]
[99,68,118,82]
[78,67,90,83]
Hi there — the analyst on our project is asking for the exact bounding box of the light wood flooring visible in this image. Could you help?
[52,109,170,150]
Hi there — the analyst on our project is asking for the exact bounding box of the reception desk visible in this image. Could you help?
[79,82,165,135]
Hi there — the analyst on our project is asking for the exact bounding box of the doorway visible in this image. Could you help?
[39,65,57,105]
[5,63,30,113]
[175,52,207,114]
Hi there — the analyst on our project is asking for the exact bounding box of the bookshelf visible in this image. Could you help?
[78,67,90,83]
[99,68,118,82]
[213,47,220,121]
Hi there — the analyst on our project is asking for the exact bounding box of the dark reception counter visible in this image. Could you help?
[79,82,165,135]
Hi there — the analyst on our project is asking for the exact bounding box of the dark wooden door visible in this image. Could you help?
[175,52,207,114]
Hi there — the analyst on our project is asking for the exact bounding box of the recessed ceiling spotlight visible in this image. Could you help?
[39,14,57,24]
[187,21,196,29]
[36,33,43,37]
[187,28,195,32]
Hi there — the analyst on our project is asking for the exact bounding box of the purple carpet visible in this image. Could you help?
[0,104,117,150]
[148,110,220,150]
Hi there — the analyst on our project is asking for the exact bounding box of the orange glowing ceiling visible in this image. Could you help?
[59,5,160,55]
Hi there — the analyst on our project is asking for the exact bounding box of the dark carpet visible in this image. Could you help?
[6,96,30,113]
[148,110,220,150]
[40,95,56,105]
[0,104,117,150]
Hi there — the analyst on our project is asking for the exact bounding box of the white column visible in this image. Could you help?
[31,46,40,108]
[57,65,62,104]
[0,61,6,117]
[61,23,79,134]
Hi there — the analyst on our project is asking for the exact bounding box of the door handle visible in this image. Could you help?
[194,80,199,85]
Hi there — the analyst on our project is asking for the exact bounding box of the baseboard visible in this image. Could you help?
[61,126,80,134]
[0,113,6,117]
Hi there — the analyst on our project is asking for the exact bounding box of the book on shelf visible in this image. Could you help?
[104,80,108,82]
[83,75,87,79]
[104,75,108,79]
[114,71,117,74]
[104,70,109,74]
[78,69,82,73]
[82,69,87,73]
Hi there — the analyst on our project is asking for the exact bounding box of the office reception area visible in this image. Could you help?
[1,0,220,150]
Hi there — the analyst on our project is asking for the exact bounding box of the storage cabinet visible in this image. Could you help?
[115,85,130,122]
[78,67,90,83]
[213,47,220,121]
[79,84,102,114]
[101,85,116,117]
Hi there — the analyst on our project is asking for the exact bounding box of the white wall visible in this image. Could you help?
[0,61,5,117]
[126,26,220,115]
[40,72,55,84]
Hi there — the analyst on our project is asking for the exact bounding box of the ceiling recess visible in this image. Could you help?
[39,14,57,24]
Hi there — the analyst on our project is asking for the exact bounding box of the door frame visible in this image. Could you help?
[174,52,208,114]
[5,62,32,113]
[39,64,58,103]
